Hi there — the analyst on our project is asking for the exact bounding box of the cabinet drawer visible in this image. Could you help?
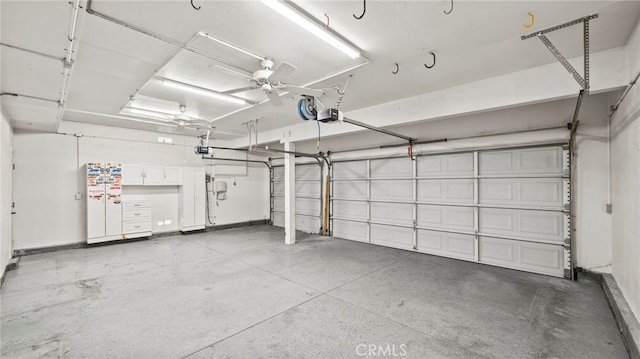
[124,208,151,220]
[123,220,151,234]
[123,201,151,210]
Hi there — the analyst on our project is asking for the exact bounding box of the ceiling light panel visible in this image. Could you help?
[161,78,249,105]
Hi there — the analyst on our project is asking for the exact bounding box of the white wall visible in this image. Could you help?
[206,166,271,226]
[610,19,640,320]
[1,108,14,273]
[12,123,269,250]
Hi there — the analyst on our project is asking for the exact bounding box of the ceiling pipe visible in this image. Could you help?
[55,0,82,129]
[0,43,62,62]
[0,92,59,103]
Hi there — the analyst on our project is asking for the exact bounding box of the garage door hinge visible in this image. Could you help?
[563,203,570,211]
[605,204,612,214]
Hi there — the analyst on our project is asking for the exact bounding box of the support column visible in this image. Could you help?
[284,141,296,244]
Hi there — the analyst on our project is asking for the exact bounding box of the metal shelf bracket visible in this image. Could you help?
[522,14,598,94]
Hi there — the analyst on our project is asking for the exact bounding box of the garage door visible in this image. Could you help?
[272,164,322,234]
[331,146,570,277]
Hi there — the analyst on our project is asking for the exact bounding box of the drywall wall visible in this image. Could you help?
[12,123,269,250]
[610,19,640,320]
[206,165,271,226]
[1,108,14,274]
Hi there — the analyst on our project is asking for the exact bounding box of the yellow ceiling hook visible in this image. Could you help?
[523,12,535,28]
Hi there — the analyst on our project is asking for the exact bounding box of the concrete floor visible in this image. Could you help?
[1,225,628,358]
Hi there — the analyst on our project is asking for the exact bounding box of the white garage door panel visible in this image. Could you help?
[274,196,284,212]
[417,205,474,232]
[330,146,569,278]
[370,224,413,250]
[273,212,284,227]
[479,147,563,175]
[271,166,321,233]
[479,237,563,276]
[370,158,413,178]
[370,202,413,227]
[274,183,285,196]
[417,230,475,261]
[296,164,320,180]
[479,208,564,243]
[296,181,321,197]
[273,167,284,181]
[333,180,368,199]
[333,200,368,221]
[333,219,368,242]
[479,178,563,208]
[296,215,319,233]
[371,180,413,201]
[333,161,367,179]
[297,198,320,216]
[417,179,474,204]
[417,153,474,177]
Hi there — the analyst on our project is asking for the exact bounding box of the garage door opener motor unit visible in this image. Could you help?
[298,95,343,123]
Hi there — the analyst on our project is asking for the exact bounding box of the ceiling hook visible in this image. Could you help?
[353,0,366,19]
[190,0,201,10]
[424,51,436,69]
[323,13,330,29]
[444,0,453,15]
[392,63,399,74]
[522,12,535,28]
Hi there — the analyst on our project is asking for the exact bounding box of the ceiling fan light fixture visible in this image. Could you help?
[261,0,360,59]
[161,79,248,105]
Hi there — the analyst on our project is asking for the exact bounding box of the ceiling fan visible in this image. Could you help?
[224,58,324,107]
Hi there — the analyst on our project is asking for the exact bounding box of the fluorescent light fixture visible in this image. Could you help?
[162,79,248,105]
[261,0,360,59]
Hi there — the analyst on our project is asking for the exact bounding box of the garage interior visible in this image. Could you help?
[1,1,639,358]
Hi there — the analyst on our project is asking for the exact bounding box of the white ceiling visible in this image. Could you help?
[2,1,639,141]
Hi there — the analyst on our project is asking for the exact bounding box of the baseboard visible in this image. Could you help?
[14,242,87,257]
[204,219,270,232]
[11,220,271,257]
[602,273,640,359]
[1,257,20,289]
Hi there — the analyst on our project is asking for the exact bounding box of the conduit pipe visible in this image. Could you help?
[0,92,59,103]
[56,0,82,128]
[0,43,62,62]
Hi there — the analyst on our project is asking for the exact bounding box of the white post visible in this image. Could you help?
[284,140,296,244]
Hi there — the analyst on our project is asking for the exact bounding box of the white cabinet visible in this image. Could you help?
[122,200,152,239]
[163,166,183,185]
[121,165,182,186]
[143,166,164,185]
[87,162,123,244]
[179,167,206,232]
[121,164,144,185]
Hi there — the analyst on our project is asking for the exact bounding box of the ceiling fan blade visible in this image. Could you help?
[265,90,283,106]
[268,62,296,83]
[285,84,324,97]
[221,86,258,95]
